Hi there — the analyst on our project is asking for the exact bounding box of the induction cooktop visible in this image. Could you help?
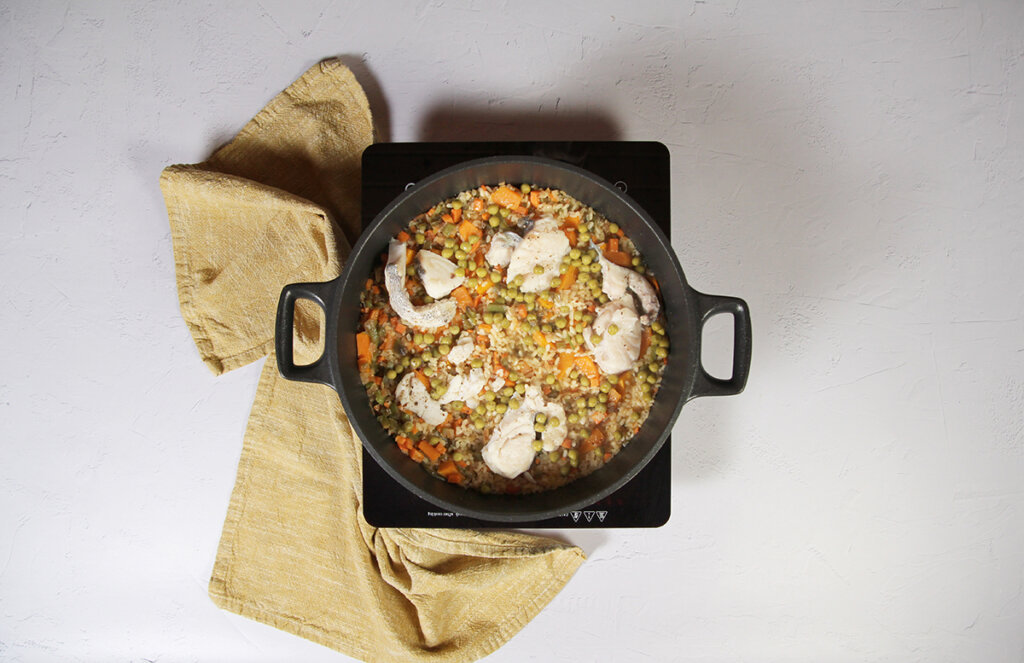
[360,141,671,528]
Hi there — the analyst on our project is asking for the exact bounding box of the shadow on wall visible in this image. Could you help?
[416,106,622,142]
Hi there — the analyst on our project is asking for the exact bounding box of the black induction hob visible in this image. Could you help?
[360,141,671,528]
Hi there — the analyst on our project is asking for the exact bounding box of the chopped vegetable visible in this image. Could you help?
[491,185,523,209]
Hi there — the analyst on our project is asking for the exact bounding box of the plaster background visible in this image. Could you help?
[2,1,1022,661]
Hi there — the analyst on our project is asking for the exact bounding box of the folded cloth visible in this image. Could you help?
[159,59,585,663]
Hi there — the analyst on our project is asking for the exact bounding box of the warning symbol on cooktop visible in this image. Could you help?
[570,511,581,522]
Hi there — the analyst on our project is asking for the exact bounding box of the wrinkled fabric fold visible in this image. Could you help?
[160,58,584,663]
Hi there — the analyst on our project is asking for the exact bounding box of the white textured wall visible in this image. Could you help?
[2,1,1022,661]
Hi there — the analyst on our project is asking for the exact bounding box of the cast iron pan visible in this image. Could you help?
[275,155,751,522]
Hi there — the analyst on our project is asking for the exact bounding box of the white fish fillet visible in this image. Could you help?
[439,368,487,405]
[481,386,567,478]
[446,331,474,365]
[384,240,456,330]
[506,217,570,293]
[593,241,660,323]
[484,231,522,268]
[584,297,643,375]
[417,250,464,299]
[395,372,447,426]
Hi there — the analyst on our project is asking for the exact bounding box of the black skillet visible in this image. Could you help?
[275,155,751,522]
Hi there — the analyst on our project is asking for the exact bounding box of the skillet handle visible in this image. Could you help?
[688,291,752,399]
[275,280,336,388]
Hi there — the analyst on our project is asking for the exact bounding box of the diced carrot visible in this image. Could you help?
[451,207,462,223]
[406,247,416,265]
[564,214,580,227]
[514,303,528,319]
[590,411,607,425]
[563,227,577,246]
[437,459,458,476]
[380,333,395,352]
[538,297,554,309]
[529,190,541,208]
[533,330,548,348]
[513,205,528,216]
[451,286,473,307]
[356,332,371,365]
[557,353,576,379]
[456,460,469,468]
[446,472,464,484]
[603,452,613,462]
[574,355,601,386]
[608,237,619,252]
[581,427,605,454]
[608,387,622,403]
[650,277,660,295]
[395,435,412,450]
[478,323,492,334]
[394,322,407,335]
[365,278,374,290]
[559,265,578,290]
[491,185,523,209]
[476,278,493,295]
[561,439,573,449]
[458,220,482,242]
[604,250,632,267]
[414,370,430,389]
[471,198,484,211]
[396,231,410,243]
[409,448,425,463]
[418,440,442,462]
[639,328,652,358]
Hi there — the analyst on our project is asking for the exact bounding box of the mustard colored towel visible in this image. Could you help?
[159,59,584,663]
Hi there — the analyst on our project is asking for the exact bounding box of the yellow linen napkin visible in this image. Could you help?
[159,59,585,663]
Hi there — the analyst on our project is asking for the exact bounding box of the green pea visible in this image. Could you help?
[533,265,545,275]
[575,397,587,409]
[438,344,451,356]
[581,255,593,266]
[501,386,514,397]
[474,418,486,430]
[652,320,665,334]
[569,248,581,259]
[549,450,562,462]
[423,333,435,344]
[499,207,510,218]
[655,347,668,359]
[632,256,642,267]
[520,183,531,194]
[607,374,619,385]
[487,204,500,215]
[442,223,457,236]
[608,223,619,234]
[423,367,435,378]
[590,333,602,345]
[451,200,464,210]
[474,266,487,278]
[475,404,486,415]
[485,391,497,402]
[598,393,608,403]
[545,374,556,385]
[471,358,484,368]
[607,323,619,336]
[599,382,611,393]
[636,266,646,274]
[409,357,422,368]
[415,232,426,244]
[648,362,660,373]
[568,413,579,424]
[551,277,563,288]
[509,399,521,410]
[386,369,397,380]
[647,374,658,385]
[589,262,601,273]
[449,400,464,410]
[548,416,560,428]
[452,450,465,461]
[534,421,546,432]
[441,248,454,259]
[587,396,598,408]
[489,216,500,228]
[455,249,468,260]
[466,277,478,288]
[555,318,568,329]
[490,271,502,283]
[495,403,507,413]
[406,265,417,277]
